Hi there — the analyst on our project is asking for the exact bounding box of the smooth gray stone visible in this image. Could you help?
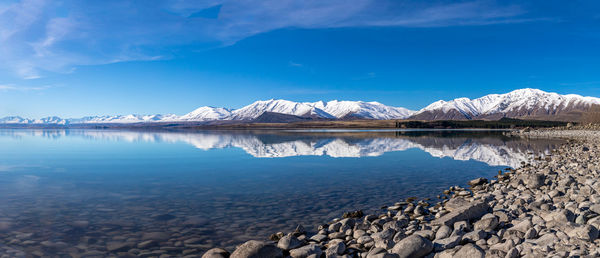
[289,244,322,258]
[277,234,303,251]
[202,248,230,258]
[452,243,485,258]
[433,201,490,226]
[230,240,283,258]
[390,235,433,258]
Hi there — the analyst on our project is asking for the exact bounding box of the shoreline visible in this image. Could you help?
[205,128,600,258]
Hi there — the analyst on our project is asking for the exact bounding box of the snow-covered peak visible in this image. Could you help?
[230,99,334,120]
[227,99,415,120]
[33,116,68,125]
[0,116,33,124]
[415,88,600,119]
[3,88,598,125]
[179,106,232,121]
[70,114,179,124]
[319,100,415,119]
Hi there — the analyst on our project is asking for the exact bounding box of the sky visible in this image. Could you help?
[1,0,600,118]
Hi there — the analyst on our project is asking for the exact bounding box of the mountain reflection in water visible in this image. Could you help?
[2,129,563,168]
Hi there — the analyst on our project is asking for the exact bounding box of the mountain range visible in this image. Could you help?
[2,88,599,124]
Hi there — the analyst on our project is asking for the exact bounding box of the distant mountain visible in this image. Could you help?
[411,88,600,121]
[229,99,335,120]
[0,116,32,124]
[34,116,68,125]
[314,100,415,120]
[2,89,599,125]
[69,114,180,124]
[228,99,414,120]
[179,107,232,121]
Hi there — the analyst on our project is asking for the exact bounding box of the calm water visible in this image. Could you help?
[0,129,563,256]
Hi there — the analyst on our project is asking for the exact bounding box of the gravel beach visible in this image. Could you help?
[205,128,600,258]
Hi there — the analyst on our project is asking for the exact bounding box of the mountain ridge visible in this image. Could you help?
[2,88,599,124]
[411,88,600,121]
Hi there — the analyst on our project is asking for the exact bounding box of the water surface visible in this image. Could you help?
[0,129,563,256]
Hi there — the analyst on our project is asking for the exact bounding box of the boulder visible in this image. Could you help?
[433,201,490,226]
[372,228,396,241]
[432,236,461,251]
[435,226,452,240]
[277,234,303,251]
[567,225,599,242]
[462,230,486,243]
[473,213,498,232]
[309,234,327,243]
[533,233,557,248]
[390,235,433,258]
[444,198,470,211]
[367,247,399,258]
[452,243,485,258]
[230,240,283,258]
[507,219,532,234]
[202,248,230,258]
[589,204,600,215]
[541,209,575,223]
[468,178,488,187]
[524,174,545,188]
[325,240,345,256]
[289,244,322,258]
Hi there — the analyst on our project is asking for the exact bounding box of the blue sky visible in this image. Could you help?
[1,0,600,118]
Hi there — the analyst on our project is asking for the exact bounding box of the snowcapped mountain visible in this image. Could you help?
[69,114,180,124]
[179,107,232,121]
[0,99,413,125]
[315,100,415,119]
[2,89,599,125]
[0,116,69,124]
[411,88,600,120]
[0,116,34,124]
[33,116,68,125]
[229,99,335,120]
[229,99,415,120]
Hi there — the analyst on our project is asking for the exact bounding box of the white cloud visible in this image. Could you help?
[0,0,543,78]
[289,61,303,67]
[0,83,51,91]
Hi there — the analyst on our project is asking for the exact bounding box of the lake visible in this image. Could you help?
[0,129,563,257]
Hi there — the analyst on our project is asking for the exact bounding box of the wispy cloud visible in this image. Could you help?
[0,0,549,78]
[289,61,303,67]
[0,84,52,91]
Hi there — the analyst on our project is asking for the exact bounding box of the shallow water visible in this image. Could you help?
[0,129,563,256]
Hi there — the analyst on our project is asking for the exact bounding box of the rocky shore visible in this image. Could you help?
[204,128,600,258]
